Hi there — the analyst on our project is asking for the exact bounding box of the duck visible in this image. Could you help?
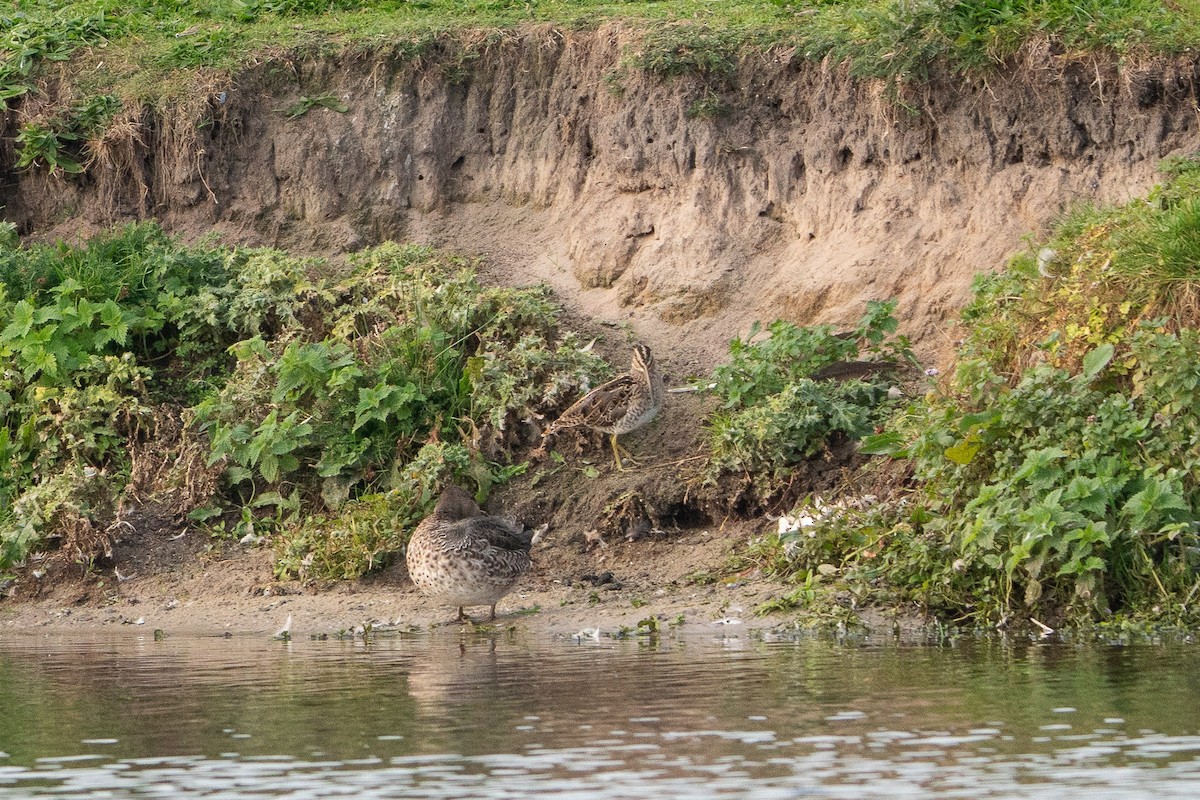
[405,485,534,622]
[543,344,664,471]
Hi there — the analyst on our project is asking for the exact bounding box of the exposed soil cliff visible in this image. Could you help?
[7,28,1200,372]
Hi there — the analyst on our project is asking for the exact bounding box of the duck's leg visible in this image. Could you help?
[489,603,497,621]
[457,606,467,622]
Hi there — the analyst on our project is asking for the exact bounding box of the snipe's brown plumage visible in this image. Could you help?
[406,485,533,622]
[544,344,664,471]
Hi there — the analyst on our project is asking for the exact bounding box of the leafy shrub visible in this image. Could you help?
[189,243,609,577]
[0,224,294,570]
[1,226,608,582]
[274,441,485,581]
[904,330,1200,619]
[769,162,1200,628]
[1,467,119,574]
[703,300,915,499]
[708,379,893,484]
[469,331,611,454]
[194,243,608,505]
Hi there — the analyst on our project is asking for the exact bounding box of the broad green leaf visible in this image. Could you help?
[1081,343,1115,380]
[464,355,485,387]
[859,430,906,456]
[98,300,129,345]
[251,492,287,508]
[229,336,272,361]
[74,297,97,327]
[1,300,35,341]
[226,465,255,485]
[959,409,1001,430]
[326,363,364,392]
[186,506,224,523]
[274,341,332,401]
[259,453,280,483]
[1012,447,1068,482]
[352,383,419,432]
[32,305,63,324]
[50,277,83,297]
[1122,478,1188,531]
[22,347,57,379]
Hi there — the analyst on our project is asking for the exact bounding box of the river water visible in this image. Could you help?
[1,630,1198,798]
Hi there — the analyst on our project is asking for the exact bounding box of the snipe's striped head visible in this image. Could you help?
[631,344,654,375]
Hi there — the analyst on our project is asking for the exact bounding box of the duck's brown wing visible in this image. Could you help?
[478,518,534,554]
[443,517,533,555]
[553,373,636,431]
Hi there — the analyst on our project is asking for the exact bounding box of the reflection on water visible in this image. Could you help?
[1,631,1199,798]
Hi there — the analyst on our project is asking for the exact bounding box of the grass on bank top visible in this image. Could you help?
[7,1,1199,178]
[5,1,1200,110]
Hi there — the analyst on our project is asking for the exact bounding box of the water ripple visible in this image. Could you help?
[0,634,1198,798]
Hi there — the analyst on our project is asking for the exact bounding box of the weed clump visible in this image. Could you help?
[194,241,606,578]
[0,225,608,582]
[702,300,916,507]
[762,159,1200,629]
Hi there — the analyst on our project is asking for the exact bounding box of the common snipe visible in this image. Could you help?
[406,485,534,622]
[544,344,664,471]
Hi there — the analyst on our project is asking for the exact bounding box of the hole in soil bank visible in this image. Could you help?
[662,501,711,530]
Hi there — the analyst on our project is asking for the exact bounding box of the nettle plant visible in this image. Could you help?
[194,243,608,505]
[0,223,236,572]
[703,300,915,498]
[0,225,610,582]
[189,242,610,578]
[777,162,1200,627]
[887,327,1200,625]
[895,163,1200,624]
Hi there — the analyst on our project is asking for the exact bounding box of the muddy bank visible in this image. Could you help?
[0,520,853,639]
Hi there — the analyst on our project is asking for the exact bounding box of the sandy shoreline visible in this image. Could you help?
[0,529,823,640]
